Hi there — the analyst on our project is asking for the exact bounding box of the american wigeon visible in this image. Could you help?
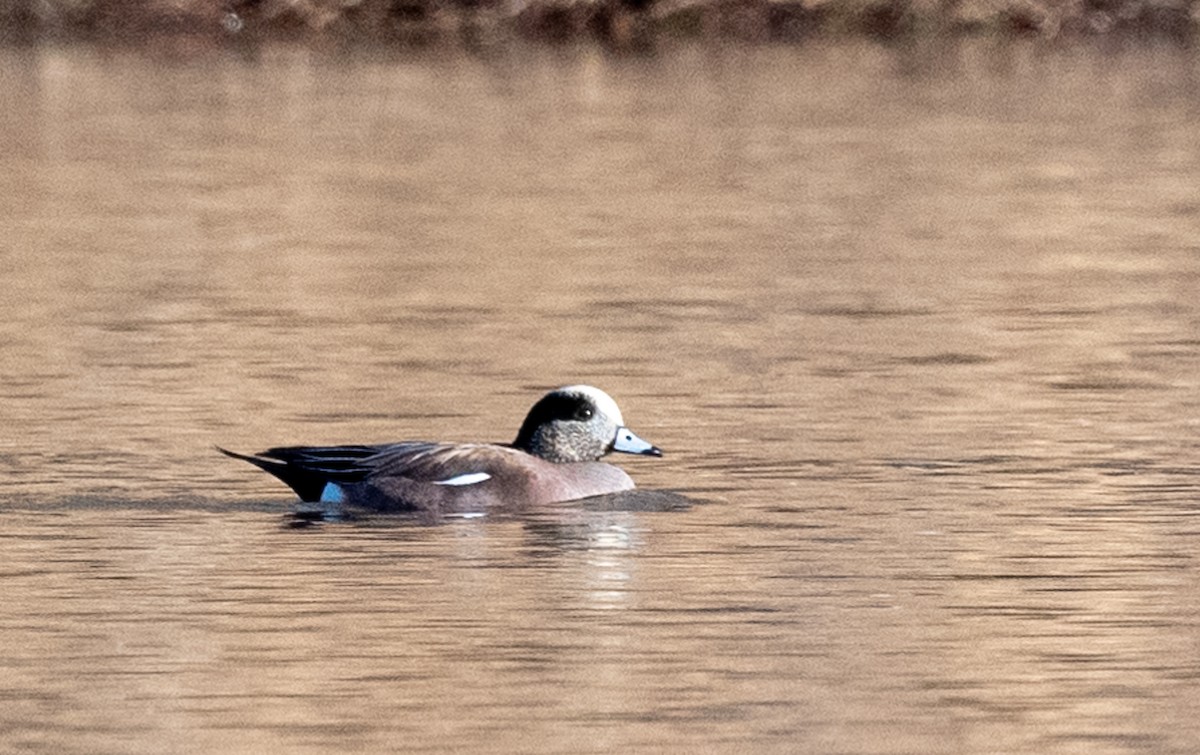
[220,385,662,512]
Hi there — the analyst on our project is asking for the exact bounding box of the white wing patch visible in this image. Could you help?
[433,472,492,487]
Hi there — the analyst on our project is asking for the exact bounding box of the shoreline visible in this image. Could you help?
[2,0,1197,46]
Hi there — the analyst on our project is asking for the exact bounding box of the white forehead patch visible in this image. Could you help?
[559,384,624,426]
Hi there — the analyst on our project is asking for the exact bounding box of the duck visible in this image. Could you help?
[219,385,662,512]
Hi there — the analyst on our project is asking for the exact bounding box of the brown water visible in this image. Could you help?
[3,38,1200,753]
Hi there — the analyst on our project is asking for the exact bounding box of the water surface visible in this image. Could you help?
[2,39,1200,753]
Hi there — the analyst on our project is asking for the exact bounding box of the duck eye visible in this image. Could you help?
[575,407,594,421]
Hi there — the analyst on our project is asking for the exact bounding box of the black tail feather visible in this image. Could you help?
[217,447,330,502]
[259,445,383,472]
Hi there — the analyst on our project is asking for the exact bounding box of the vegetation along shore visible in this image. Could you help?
[1,0,1197,45]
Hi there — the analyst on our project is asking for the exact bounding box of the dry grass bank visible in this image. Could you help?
[1,0,1196,44]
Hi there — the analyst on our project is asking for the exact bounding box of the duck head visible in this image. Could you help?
[513,385,663,463]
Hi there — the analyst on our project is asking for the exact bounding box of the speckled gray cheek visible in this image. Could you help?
[531,421,609,463]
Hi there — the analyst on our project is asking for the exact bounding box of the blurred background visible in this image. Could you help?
[2,6,1200,753]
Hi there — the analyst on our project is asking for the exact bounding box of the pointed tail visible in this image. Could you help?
[217,447,330,502]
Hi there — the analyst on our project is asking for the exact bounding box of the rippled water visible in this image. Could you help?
[3,38,1200,752]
